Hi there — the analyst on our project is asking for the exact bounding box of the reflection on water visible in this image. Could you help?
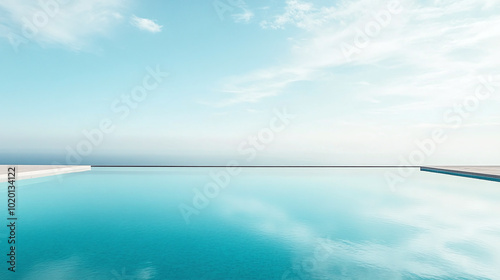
[0,168,499,279]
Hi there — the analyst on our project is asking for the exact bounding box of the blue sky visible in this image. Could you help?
[0,0,499,165]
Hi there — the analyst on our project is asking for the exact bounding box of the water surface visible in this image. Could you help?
[1,168,499,279]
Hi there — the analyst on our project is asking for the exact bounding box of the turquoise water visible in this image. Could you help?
[1,168,500,279]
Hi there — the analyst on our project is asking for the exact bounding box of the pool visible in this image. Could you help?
[1,167,499,279]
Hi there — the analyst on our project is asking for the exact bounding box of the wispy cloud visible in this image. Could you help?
[213,0,500,109]
[213,0,254,23]
[260,0,320,30]
[0,0,126,51]
[214,66,312,107]
[130,15,162,33]
[232,9,254,23]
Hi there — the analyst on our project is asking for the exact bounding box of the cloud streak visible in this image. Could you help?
[130,15,162,33]
[213,0,500,111]
[0,0,127,51]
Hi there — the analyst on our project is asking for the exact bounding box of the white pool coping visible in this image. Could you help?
[0,165,91,182]
[421,166,500,182]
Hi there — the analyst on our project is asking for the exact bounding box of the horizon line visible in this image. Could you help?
[91,165,421,168]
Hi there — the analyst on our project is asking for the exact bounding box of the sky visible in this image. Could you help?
[0,0,499,165]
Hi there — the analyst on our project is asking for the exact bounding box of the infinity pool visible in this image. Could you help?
[1,168,499,279]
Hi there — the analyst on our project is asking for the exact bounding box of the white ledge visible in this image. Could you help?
[0,165,91,182]
[421,166,500,182]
